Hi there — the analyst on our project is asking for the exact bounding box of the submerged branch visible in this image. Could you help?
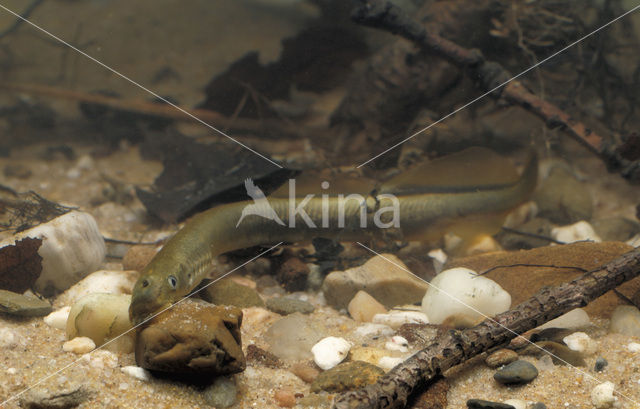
[350,0,640,181]
[333,247,640,408]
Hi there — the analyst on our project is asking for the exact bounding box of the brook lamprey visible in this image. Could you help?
[129,148,538,324]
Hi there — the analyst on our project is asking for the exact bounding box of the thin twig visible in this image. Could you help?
[0,0,44,39]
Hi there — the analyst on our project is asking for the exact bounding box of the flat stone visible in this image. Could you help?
[199,278,264,308]
[20,385,93,409]
[266,296,314,315]
[347,290,387,322]
[203,376,237,408]
[135,300,245,375]
[264,313,323,360]
[467,398,515,409]
[493,360,538,384]
[0,289,52,317]
[322,254,428,309]
[310,361,385,393]
[485,348,518,368]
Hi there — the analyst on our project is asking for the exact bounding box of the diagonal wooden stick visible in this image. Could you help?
[333,247,640,408]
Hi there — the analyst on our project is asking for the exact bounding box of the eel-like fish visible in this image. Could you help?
[129,147,538,324]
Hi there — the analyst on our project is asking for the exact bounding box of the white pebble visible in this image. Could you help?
[311,337,352,370]
[44,307,71,330]
[503,399,527,409]
[353,323,395,338]
[421,267,510,325]
[385,336,409,353]
[372,310,429,329]
[119,383,129,390]
[121,365,151,381]
[563,332,596,355]
[63,337,95,354]
[0,211,106,294]
[627,342,640,353]
[591,381,616,408]
[427,249,447,273]
[0,326,17,348]
[377,356,404,371]
[7,367,17,375]
[538,308,591,330]
[551,221,602,244]
[76,154,94,171]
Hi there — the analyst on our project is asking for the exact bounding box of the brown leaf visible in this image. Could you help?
[0,237,43,293]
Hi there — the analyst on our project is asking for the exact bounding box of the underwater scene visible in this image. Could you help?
[1,0,640,408]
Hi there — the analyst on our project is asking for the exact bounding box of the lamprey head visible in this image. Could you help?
[129,268,181,325]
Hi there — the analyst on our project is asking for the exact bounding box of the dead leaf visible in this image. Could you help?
[0,237,43,293]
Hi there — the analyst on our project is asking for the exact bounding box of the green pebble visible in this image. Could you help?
[0,289,52,317]
[203,376,237,408]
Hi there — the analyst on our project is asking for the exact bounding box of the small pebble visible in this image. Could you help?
[594,357,608,372]
[266,296,314,315]
[485,348,518,368]
[43,306,71,330]
[551,221,601,243]
[591,381,616,408]
[377,356,404,371]
[353,323,394,338]
[372,310,429,329]
[384,335,409,352]
[493,360,538,384]
[290,362,319,383]
[347,290,387,322]
[63,337,96,354]
[311,336,351,370]
[562,332,596,355]
[466,398,516,409]
[246,344,282,368]
[503,399,526,409]
[627,342,640,352]
[121,366,151,381]
[203,376,237,408]
[0,326,17,348]
[274,389,296,407]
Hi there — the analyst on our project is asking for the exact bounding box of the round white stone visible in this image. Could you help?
[311,336,351,370]
[591,381,616,408]
[627,342,640,353]
[0,326,17,348]
[562,332,596,355]
[421,267,511,325]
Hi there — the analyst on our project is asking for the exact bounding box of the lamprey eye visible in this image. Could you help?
[141,279,149,288]
[167,275,178,289]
